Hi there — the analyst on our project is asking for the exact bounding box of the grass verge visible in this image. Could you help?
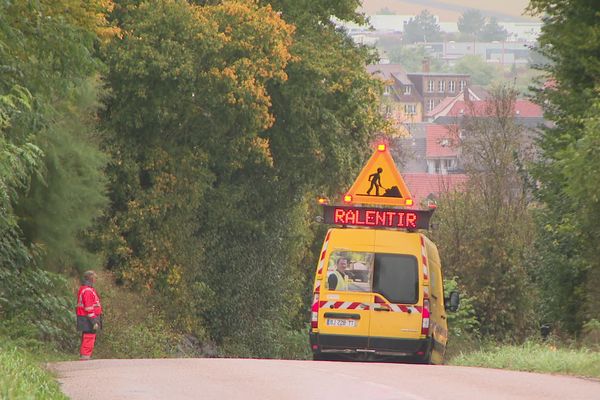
[0,340,68,400]
[450,341,600,379]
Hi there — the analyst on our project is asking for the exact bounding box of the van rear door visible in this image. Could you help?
[369,231,423,349]
[316,230,375,349]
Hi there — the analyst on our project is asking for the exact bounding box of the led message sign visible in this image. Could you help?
[323,205,433,230]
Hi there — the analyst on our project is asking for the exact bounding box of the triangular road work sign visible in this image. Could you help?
[344,144,413,207]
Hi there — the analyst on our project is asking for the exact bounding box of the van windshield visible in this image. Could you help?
[326,251,419,304]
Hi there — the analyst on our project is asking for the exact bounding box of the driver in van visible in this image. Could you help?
[328,256,350,291]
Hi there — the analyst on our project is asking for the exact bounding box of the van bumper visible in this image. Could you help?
[310,332,430,357]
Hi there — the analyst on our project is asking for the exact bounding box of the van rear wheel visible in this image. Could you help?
[414,351,432,364]
[414,337,433,364]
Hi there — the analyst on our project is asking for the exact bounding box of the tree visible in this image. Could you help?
[480,17,508,42]
[403,10,441,44]
[0,89,41,269]
[432,86,537,339]
[388,45,444,72]
[457,9,485,40]
[0,0,112,350]
[529,0,600,331]
[101,0,386,356]
[453,55,498,86]
[101,0,295,337]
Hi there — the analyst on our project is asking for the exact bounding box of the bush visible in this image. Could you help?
[91,272,186,359]
[220,320,311,360]
[0,267,77,352]
[581,319,600,350]
[444,278,481,359]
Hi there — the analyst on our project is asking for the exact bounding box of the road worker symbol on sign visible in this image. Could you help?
[344,144,413,207]
[366,168,384,196]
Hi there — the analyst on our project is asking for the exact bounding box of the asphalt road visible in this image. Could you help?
[51,358,600,400]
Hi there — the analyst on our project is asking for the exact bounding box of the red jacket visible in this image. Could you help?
[76,284,102,320]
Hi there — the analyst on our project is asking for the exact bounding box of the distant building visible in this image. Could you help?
[403,172,468,207]
[433,97,545,128]
[367,64,423,125]
[423,41,533,66]
[390,123,467,207]
[407,58,471,115]
[498,22,542,42]
[367,60,472,122]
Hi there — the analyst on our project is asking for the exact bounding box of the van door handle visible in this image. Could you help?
[324,312,360,320]
[374,307,390,312]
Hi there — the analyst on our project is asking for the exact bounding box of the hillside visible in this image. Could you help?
[360,0,538,22]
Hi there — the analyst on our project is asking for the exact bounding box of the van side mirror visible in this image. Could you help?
[445,291,460,312]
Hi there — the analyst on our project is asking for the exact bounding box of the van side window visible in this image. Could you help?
[373,254,419,304]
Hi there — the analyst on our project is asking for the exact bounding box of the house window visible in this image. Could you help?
[403,85,412,95]
[427,99,436,111]
[404,104,416,115]
[448,80,456,92]
[460,80,466,91]
[438,80,445,92]
[431,158,457,174]
[384,86,391,96]
[427,80,434,92]
[384,104,392,116]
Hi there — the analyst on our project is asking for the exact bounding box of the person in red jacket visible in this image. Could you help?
[76,270,103,360]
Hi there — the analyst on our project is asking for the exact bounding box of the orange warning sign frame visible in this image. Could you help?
[344,144,413,207]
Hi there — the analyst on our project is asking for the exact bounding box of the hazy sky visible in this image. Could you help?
[360,0,537,22]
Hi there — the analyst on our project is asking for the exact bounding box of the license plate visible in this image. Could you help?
[326,318,357,328]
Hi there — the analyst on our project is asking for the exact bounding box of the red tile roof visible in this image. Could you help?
[404,173,468,206]
[426,94,459,118]
[446,99,543,118]
[425,124,459,158]
[426,87,489,119]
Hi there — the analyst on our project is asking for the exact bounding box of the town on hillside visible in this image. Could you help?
[350,5,546,207]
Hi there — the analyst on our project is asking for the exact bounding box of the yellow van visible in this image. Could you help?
[309,226,459,364]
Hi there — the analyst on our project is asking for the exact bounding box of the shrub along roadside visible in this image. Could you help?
[0,340,67,400]
[450,341,600,379]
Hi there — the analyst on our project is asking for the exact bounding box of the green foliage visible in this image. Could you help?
[0,89,43,270]
[457,9,485,39]
[451,341,600,379]
[402,10,441,44]
[431,86,537,340]
[93,273,186,358]
[452,55,498,86]
[0,267,76,352]
[444,278,480,340]
[480,17,508,42]
[0,0,111,273]
[0,341,68,400]
[581,319,600,349]
[263,0,365,25]
[220,321,311,359]
[100,0,385,357]
[529,0,600,333]
[457,10,507,42]
[16,78,109,272]
[100,0,299,342]
[385,45,445,72]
